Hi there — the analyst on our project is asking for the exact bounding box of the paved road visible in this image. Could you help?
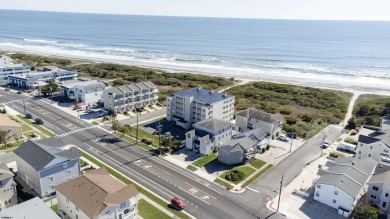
[120,108,166,126]
[0,90,282,219]
[1,90,344,219]
[248,125,343,197]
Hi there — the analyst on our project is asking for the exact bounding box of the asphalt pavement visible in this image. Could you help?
[0,90,345,219]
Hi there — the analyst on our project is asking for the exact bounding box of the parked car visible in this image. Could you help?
[286,132,297,139]
[25,113,32,119]
[136,108,143,112]
[95,111,106,117]
[321,140,332,149]
[278,135,290,142]
[170,197,185,210]
[35,118,44,125]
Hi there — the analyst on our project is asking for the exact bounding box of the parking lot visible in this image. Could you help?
[256,137,305,165]
[141,119,187,140]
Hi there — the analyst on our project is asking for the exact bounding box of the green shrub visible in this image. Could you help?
[225,170,245,182]
[266,145,270,150]
[261,148,266,153]
[345,137,358,145]
[141,138,153,145]
[329,152,345,158]
[286,117,298,125]
[279,107,294,115]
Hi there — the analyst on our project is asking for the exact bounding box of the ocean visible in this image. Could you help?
[1,10,390,93]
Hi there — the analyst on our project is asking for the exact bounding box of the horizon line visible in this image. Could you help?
[1,8,390,22]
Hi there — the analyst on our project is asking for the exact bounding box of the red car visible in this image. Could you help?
[171,197,185,210]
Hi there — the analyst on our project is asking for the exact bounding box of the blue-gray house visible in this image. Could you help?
[13,138,80,198]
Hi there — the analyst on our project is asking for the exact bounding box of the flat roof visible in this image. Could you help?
[173,87,233,105]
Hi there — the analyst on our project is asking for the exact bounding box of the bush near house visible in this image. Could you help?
[224,170,245,182]
[345,137,358,145]
[353,94,390,127]
[329,152,345,158]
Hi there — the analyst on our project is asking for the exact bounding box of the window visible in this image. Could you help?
[371,195,377,199]
[106,210,111,215]
[120,201,126,209]
[386,193,389,197]
[317,184,321,189]
[66,198,69,203]
[358,151,361,155]
[373,186,379,191]
[370,146,373,149]
[76,207,79,211]
[48,176,54,182]
[49,185,54,190]
[360,143,363,147]
[66,169,71,175]
[369,154,372,157]
[385,150,389,153]
[333,199,337,204]
[383,202,387,208]
[334,191,338,195]
[0,180,2,186]
[316,192,320,197]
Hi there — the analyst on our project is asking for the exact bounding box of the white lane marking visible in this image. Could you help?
[246,187,260,193]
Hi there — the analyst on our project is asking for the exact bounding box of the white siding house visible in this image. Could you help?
[313,157,377,216]
[366,170,390,217]
[356,129,390,163]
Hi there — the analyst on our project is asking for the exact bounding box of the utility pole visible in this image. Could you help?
[50,87,53,104]
[277,174,284,212]
[289,138,293,153]
[157,121,162,155]
[136,112,139,144]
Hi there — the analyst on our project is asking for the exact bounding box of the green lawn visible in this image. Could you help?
[214,178,234,190]
[192,152,218,167]
[250,159,267,169]
[21,124,33,132]
[186,165,198,171]
[115,133,155,151]
[16,115,55,137]
[138,199,171,219]
[129,126,160,146]
[221,166,256,185]
[79,151,190,219]
[50,204,58,212]
[242,164,273,188]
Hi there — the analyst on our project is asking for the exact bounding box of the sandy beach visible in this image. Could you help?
[2,48,390,97]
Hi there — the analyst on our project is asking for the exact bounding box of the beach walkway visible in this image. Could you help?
[342,92,361,126]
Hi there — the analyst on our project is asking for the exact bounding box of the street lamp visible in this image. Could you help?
[22,99,26,115]
[50,87,53,104]
[277,175,284,212]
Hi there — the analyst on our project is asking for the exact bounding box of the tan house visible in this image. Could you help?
[55,168,139,219]
[0,162,17,212]
[0,114,22,143]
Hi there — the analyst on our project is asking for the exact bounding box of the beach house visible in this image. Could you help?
[313,157,377,216]
[235,108,283,139]
[0,55,30,84]
[56,168,139,219]
[0,114,22,143]
[13,138,81,198]
[103,81,158,114]
[0,162,17,212]
[186,118,234,155]
[0,197,60,218]
[356,129,390,163]
[166,87,235,130]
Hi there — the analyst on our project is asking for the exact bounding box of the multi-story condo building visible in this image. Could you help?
[235,107,283,139]
[0,162,17,212]
[366,169,390,217]
[186,118,234,155]
[13,138,80,198]
[167,87,235,130]
[357,129,390,163]
[103,81,158,113]
[73,81,106,105]
[8,67,77,89]
[313,157,377,216]
[0,55,30,83]
[56,168,139,219]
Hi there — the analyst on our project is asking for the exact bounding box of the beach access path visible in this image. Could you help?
[342,91,362,126]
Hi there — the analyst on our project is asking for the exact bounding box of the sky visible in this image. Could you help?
[1,0,390,21]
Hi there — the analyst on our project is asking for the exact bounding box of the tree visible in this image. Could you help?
[41,81,60,97]
[112,121,121,133]
[161,136,172,149]
[354,204,382,219]
[347,118,358,129]
[118,124,132,136]
[0,130,9,148]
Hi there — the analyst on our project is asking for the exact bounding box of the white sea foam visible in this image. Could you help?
[1,41,390,94]
[24,38,59,44]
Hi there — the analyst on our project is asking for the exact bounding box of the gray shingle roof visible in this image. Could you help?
[236,108,283,123]
[0,162,14,181]
[369,171,390,188]
[221,137,255,152]
[233,128,267,141]
[172,87,233,105]
[104,81,157,94]
[0,197,60,219]
[13,139,80,171]
[316,158,377,198]
[77,81,106,91]
[193,118,233,132]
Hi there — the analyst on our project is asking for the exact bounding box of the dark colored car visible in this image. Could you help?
[25,113,32,119]
[287,132,297,139]
[35,118,44,125]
